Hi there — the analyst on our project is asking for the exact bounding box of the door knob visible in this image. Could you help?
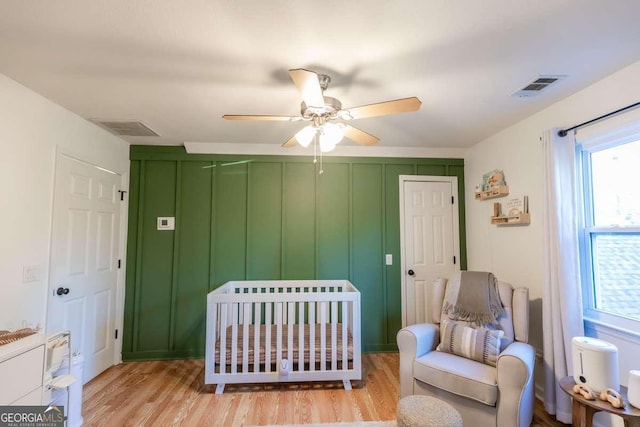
[407,269,415,276]
[56,287,70,296]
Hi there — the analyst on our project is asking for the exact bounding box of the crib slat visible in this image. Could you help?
[265,303,272,372]
[298,302,305,371]
[231,303,239,374]
[287,302,294,369]
[242,302,250,373]
[309,302,315,371]
[254,302,261,373]
[219,304,228,374]
[320,301,327,371]
[210,302,218,373]
[331,301,338,371]
[342,301,349,370]
[276,302,283,370]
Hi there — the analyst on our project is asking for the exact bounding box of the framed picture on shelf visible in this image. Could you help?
[505,196,529,216]
[482,170,506,191]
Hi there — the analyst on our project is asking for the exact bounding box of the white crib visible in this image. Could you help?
[205,280,361,394]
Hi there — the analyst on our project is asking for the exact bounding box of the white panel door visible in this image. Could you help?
[401,179,458,326]
[47,154,121,383]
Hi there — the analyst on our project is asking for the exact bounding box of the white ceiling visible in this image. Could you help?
[1,1,639,150]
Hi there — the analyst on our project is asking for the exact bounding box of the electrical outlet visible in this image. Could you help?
[22,265,41,283]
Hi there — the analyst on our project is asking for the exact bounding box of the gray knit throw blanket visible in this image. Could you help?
[442,271,505,326]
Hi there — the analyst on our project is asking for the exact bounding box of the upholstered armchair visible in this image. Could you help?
[397,277,535,427]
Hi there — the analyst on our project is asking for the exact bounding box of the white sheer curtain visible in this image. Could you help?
[541,128,585,423]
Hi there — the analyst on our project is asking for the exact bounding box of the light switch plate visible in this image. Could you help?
[385,254,393,265]
[157,217,175,230]
[22,265,41,283]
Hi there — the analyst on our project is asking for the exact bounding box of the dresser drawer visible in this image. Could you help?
[11,387,43,405]
[0,345,45,405]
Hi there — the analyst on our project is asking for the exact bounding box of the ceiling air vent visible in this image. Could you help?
[511,75,567,97]
[92,120,160,137]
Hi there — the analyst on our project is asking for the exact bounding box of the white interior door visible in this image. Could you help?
[47,154,121,383]
[400,176,460,326]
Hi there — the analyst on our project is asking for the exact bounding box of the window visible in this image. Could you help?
[578,136,640,332]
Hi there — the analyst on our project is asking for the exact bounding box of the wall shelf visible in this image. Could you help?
[475,185,509,200]
[491,213,530,226]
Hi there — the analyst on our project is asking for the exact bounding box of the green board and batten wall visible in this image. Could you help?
[123,146,466,361]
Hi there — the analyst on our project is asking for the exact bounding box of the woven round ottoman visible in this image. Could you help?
[397,395,463,427]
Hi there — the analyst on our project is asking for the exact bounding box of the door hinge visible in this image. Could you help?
[115,329,118,339]
[451,196,454,204]
[118,190,127,201]
[118,259,121,269]
[453,256,456,264]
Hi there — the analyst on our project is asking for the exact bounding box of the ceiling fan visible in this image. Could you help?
[223,68,422,152]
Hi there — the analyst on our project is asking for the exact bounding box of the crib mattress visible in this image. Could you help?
[214,323,353,365]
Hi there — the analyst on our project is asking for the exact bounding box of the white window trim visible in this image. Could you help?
[577,125,640,341]
[584,320,640,346]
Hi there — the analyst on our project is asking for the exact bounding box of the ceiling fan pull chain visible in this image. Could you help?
[319,150,324,175]
[313,132,318,164]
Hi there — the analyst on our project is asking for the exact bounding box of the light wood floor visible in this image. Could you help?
[82,353,566,426]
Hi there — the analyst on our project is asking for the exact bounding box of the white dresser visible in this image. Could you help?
[0,333,46,405]
[0,331,73,406]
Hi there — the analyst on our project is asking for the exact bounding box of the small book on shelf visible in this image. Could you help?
[505,196,528,217]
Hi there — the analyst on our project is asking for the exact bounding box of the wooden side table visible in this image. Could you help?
[560,376,640,427]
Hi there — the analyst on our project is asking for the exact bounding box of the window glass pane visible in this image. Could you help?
[591,233,640,320]
[590,139,640,227]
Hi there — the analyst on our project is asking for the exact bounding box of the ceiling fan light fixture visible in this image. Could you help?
[319,136,336,153]
[321,122,344,145]
[295,125,316,147]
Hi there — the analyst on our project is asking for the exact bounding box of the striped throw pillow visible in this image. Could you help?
[437,320,504,367]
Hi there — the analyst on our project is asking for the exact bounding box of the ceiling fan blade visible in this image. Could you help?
[343,125,380,146]
[282,135,298,148]
[223,114,297,121]
[289,69,325,107]
[347,97,422,119]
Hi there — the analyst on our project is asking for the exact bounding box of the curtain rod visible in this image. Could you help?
[557,101,640,137]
